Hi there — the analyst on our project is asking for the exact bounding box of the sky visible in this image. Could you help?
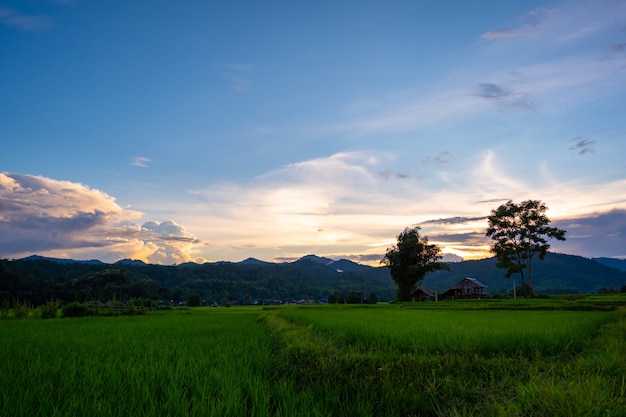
[1,0,626,265]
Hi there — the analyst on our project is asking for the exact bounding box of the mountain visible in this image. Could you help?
[296,255,335,266]
[19,255,104,265]
[4,252,625,305]
[594,257,626,272]
[238,258,273,265]
[423,253,626,295]
[328,258,371,273]
[114,259,147,266]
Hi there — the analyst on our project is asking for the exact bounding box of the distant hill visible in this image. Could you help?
[238,258,274,266]
[2,252,625,305]
[594,257,626,272]
[114,259,147,266]
[423,253,626,295]
[20,255,105,265]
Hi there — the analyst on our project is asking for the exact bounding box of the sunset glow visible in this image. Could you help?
[1,1,625,264]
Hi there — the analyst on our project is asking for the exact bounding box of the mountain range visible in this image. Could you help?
[2,252,625,305]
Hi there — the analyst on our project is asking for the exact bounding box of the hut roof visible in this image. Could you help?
[449,277,487,289]
[412,286,435,297]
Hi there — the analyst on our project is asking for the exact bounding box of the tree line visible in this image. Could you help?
[0,256,394,307]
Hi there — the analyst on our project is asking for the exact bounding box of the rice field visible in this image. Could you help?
[1,304,625,416]
[277,307,614,355]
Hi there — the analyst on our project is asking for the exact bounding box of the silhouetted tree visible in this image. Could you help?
[486,200,566,296]
[381,226,449,302]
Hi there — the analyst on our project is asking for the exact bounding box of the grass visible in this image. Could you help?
[277,307,613,355]
[1,303,625,416]
[0,309,281,417]
[265,304,626,416]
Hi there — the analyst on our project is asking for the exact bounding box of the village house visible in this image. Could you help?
[442,277,487,299]
[412,277,488,302]
[410,287,435,302]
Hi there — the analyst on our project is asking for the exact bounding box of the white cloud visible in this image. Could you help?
[131,156,152,168]
[480,8,557,40]
[0,8,53,31]
[184,148,626,263]
[0,173,204,264]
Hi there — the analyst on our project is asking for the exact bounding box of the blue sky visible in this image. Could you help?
[1,0,625,265]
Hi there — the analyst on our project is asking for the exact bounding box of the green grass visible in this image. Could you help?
[277,307,613,355]
[266,305,625,416]
[0,308,282,417]
[2,304,625,416]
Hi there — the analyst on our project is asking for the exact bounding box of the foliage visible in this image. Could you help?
[39,300,59,319]
[1,257,394,306]
[486,200,566,294]
[12,299,31,319]
[187,292,201,307]
[2,252,625,309]
[381,226,449,301]
[61,302,92,318]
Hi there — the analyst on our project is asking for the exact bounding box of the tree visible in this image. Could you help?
[381,226,449,302]
[486,200,566,296]
[187,293,201,307]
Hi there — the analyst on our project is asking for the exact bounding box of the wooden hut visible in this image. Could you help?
[442,277,487,299]
[411,286,435,302]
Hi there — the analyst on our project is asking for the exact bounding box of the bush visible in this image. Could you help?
[40,300,59,319]
[187,293,201,307]
[13,300,30,319]
[0,299,9,320]
[62,302,91,318]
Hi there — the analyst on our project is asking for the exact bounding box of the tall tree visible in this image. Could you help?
[381,226,449,302]
[486,200,566,296]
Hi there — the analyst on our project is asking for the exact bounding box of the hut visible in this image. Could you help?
[442,277,487,299]
[411,286,435,302]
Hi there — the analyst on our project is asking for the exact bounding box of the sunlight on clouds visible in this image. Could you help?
[188,151,423,259]
[186,148,626,263]
[0,173,204,264]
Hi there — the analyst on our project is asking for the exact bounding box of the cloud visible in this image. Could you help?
[230,77,251,92]
[421,216,488,226]
[473,83,535,110]
[474,83,509,99]
[0,8,53,31]
[182,148,626,263]
[213,63,254,92]
[377,170,411,180]
[0,173,204,264]
[480,8,556,40]
[422,151,454,167]
[255,33,625,141]
[188,151,427,260]
[611,43,626,53]
[569,136,596,155]
[131,156,153,168]
[551,209,626,258]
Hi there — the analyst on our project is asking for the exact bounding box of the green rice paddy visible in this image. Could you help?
[1,302,625,416]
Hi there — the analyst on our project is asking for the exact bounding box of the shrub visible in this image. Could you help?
[0,299,9,320]
[40,300,59,319]
[61,302,91,318]
[13,300,30,319]
[187,293,201,307]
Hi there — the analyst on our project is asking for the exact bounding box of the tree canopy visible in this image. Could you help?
[381,226,449,301]
[486,200,566,296]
